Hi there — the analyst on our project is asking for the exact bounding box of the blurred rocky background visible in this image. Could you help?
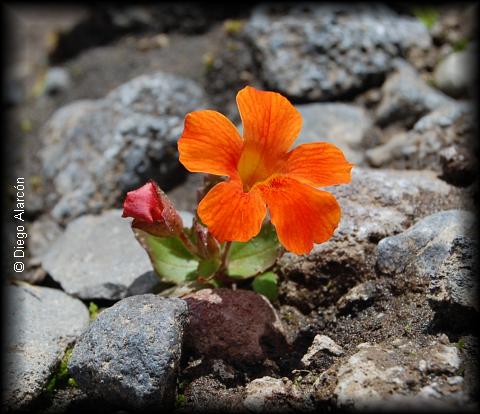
[2,3,478,413]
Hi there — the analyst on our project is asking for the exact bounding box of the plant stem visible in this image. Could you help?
[219,241,232,272]
[179,231,199,257]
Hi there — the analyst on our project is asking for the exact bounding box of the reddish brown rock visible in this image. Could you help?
[183,288,288,365]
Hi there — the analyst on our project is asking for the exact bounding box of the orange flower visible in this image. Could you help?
[178,86,353,254]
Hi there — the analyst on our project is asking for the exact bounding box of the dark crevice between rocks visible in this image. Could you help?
[78,297,118,311]
[48,4,254,65]
[37,275,119,310]
[279,325,318,377]
[427,303,480,340]
[39,274,64,291]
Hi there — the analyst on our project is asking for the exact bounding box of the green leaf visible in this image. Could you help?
[197,257,221,277]
[252,272,279,302]
[227,223,281,278]
[145,235,199,284]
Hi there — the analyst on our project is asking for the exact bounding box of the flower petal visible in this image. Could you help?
[178,110,243,177]
[283,142,353,187]
[256,176,341,254]
[122,180,163,223]
[237,86,302,153]
[198,179,267,242]
[122,180,184,237]
[236,86,302,189]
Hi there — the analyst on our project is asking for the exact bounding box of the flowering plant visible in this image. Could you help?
[123,86,352,300]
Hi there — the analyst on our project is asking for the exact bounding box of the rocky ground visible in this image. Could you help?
[2,3,478,413]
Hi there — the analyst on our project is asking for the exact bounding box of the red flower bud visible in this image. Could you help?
[122,180,183,237]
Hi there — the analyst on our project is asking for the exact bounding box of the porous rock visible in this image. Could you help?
[439,144,478,187]
[301,335,344,369]
[68,294,188,411]
[183,288,288,365]
[40,72,206,222]
[366,103,476,184]
[245,4,431,101]
[374,60,453,127]
[334,339,465,410]
[376,210,475,280]
[243,376,312,413]
[278,168,471,307]
[429,235,478,317]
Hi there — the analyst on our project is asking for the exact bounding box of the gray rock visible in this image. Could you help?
[301,335,344,368]
[68,294,188,411]
[429,235,478,314]
[42,209,153,300]
[44,67,71,95]
[375,60,453,127]
[336,281,378,313]
[167,173,205,213]
[376,210,475,280]
[27,215,63,260]
[243,376,313,413]
[244,377,287,413]
[334,339,465,410]
[124,271,164,297]
[295,103,372,165]
[434,46,476,98]
[439,144,478,187]
[278,168,471,307]
[245,4,430,101]
[279,305,308,345]
[3,283,89,411]
[4,74,25,107]
[366,103,475,182]
[178,210,195,228]
[40,72,206,222]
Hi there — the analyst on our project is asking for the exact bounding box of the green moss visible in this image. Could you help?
[226,41,238,52]
[70,65,82,77]
[455,338,465,350]
[88,302,99,320]
[412,7,440,30]
[46,347,77,394]
[175,380,187,408]
[224,19,244,35]
[32,74,46,98]
[20,119,32,133]
[29,175,43,192]
[453,38,469,52]
[175,393,186,408]
[283,311,294,323]
[202,52,215,73]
